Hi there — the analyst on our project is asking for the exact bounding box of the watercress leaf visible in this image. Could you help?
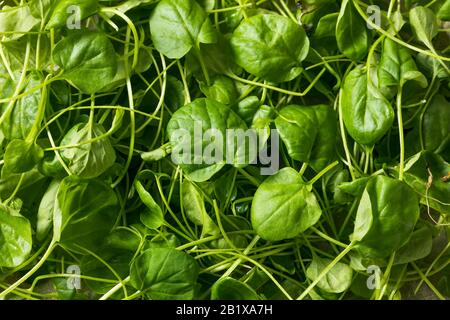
[409,6,439,49]
[187,33,237,77]
[199,0,215,11]
[314,13,338,40]
[0,206,32,268]
[390,9,405,33]
[81,248,134,295]
[378,38,428,99]
[275,104,337,172]
[56,176,119,252]
[342,65,394,146]
[2,139,44,174]
[230,14,310,83]
[47,0,99,29]
[438,0,450,20]
[0,169,45,201]
[37,180,61,242]
[53,31,118,94]
[306,256,353,293]
[336,0,370,61]
[422,95,450,156]
[403,151,450,215]
[1,72,44,140]
[135,171,164,230]
[29,0,54,20]
[416,53,450,79]
[130,248,199,299]
[395,223,432,265]
[149,0,217,59]
[350,175,420,259]
[251,168,322,241]
[105,228,141,252]
[338,177,371,198]
[0,6,40,40]
[182,180,219,236]
[167,98,248,182]
[199,75,238,105]
[236,96,261,125]
[211,277,260,300]
[60,121,116,179]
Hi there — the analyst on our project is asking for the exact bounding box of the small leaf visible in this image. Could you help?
[342,65,394,146]
[409,6,439,49]
[53,31,118,94]
[0,206,32,268]
[251,168,322,241]
[336,0,370,61]
[130,248,199,300]
[211,277,260,300]
[306,256,353,293]
[149,0,217,59]
[135,172,164,230]
[231,14,310,83]
[182,180,219,236]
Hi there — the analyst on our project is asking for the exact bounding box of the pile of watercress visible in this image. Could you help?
[0,0,449,301]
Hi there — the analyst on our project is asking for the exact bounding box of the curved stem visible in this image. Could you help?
[297,241,356,300]
[0,240,57,299]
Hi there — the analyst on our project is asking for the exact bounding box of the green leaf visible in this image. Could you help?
[149,0,217,59]
[211,277,260,300]
[230,14,310,83]
[37,180,61,242]
[350,175,420,259]
[182,180,219,236]
[313,13,338,40]
[0,206,32,268]
[403,151,450,215]
[275,104,337,172]
[438,0,450,20]
[416,53,450,79]
[342,65,394,146]
[336,0,370,61]
[199,75,238,105]
[167,98,248,182]
[130,248,199,299]
[251,168,322,241]
[422,95,450,157]
[0,6,40,40]
[135,171,164,230]
[394,223,432,265]
[306,256,353,293]
[47,0,99,29]
[2,139,44,174]
[409,6,439,50]
[55,176,119,252]
[236,96,261,125]
[1,72,44,140]
[81,248,134,294]
[378,38,427,99]
[60,121,116,179]
[53,31,118,94]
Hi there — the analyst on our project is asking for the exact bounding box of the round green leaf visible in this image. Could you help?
[0,207,32,268]
[149,0,217,59]
[350,175,420,259]
[231,14,310,83]
[130,248,199,300]
[53,31,118,94]
[251,168,322,241]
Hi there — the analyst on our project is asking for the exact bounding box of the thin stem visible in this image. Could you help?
[397,88,405,181]
[0,240,57,299]
[297,241,356,300]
